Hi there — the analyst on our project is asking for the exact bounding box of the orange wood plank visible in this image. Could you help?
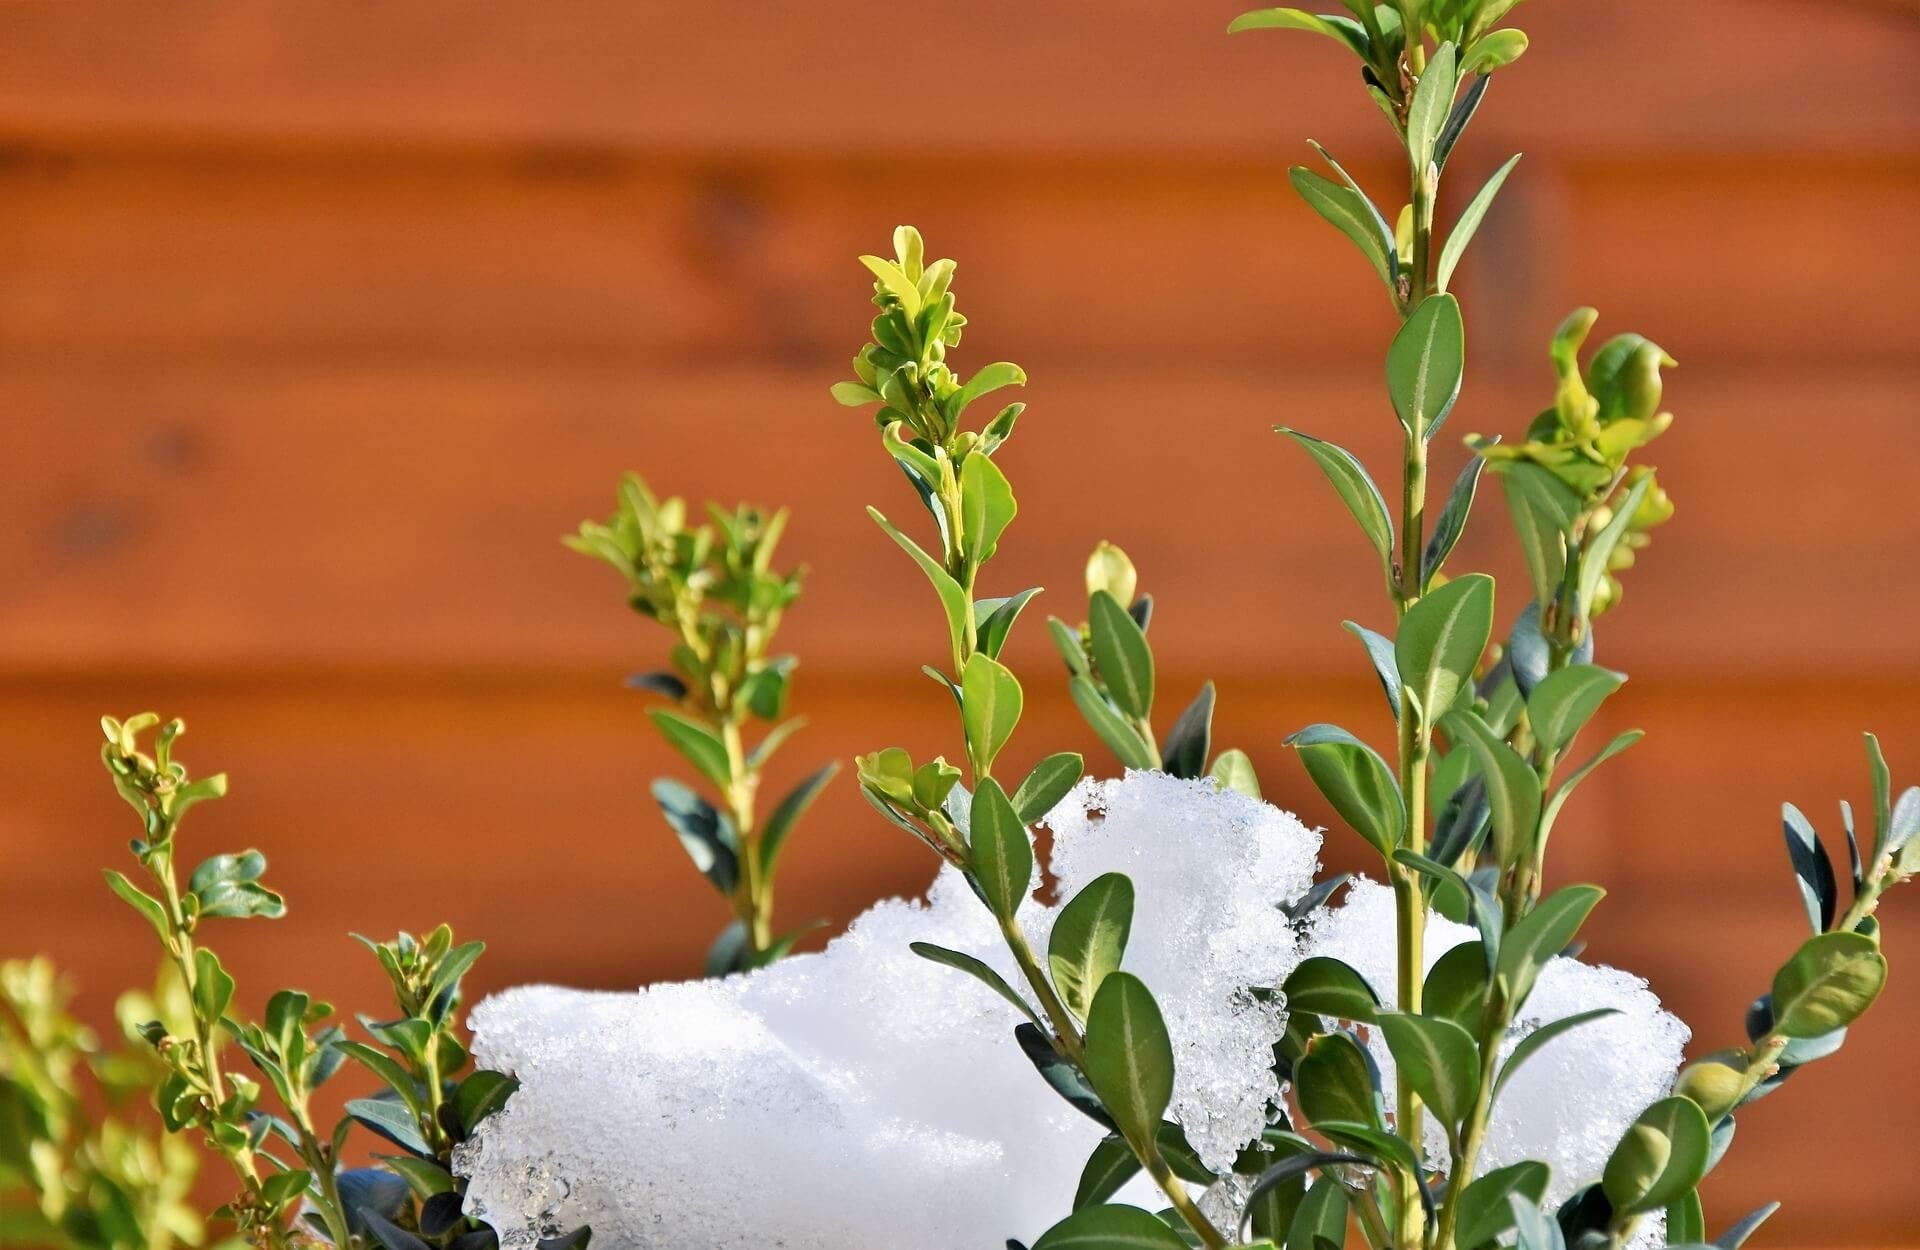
[0,2,1911,158]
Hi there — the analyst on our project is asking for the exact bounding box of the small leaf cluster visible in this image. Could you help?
[1,957,211,1250]
[97,715,585,1250]
[569,472,836,975]
[1049,541,1260,795]
[1475,311,1678,622]
[1230,0,1531,139]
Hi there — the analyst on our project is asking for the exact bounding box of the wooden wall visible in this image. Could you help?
[2,1,1918,1242]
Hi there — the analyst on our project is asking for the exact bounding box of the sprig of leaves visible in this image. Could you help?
[568,473,837,974]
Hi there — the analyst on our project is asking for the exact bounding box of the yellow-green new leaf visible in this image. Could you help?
[959,452,1017,570]
[961,653,1024,775]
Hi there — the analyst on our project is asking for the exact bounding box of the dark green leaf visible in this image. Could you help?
[1388,292,1466,439]
[1282,956,1381,1024]
[1542,730,1643,833]
[910,941,1041,1027]
[1074,1136,1143,1211]
[652,779,738,895]
[1422,942,1488,1032]
[1499,465,1578,612]
[1295,1031,1383,1131]
[453,1069,519,1134]
[1492,1008,1619,1100]
[1525,664,1624,756]
[1436,154,1522,294]
[1343,621,1402,721]
[968,779,1033,921]
[1438,709,1541,869]
[360,1209,433,1250]
[1032,1204,1189,1250]
[1495,884,1605,1012]
[1288,724,1404,857]
[1602,1096,1712,1215]
[977,588,1044,659]
[1782,803,1838,935]
[1083,973,1176,1151]
[346,1097,436,1161]
[1288,168,1396,291]
[1013,752,1085,825]
[759,761,840,876]
[102,870,170,942]
[1089,590,1155,721]
[1376,1011,1479,1128]
[1714,1202,1781,1250]
[1278,428,1394,575]
[1071,677,1156,771]
[623,670,689,700]
[1422,450,1492,588]
[1161,683,1216,780]
[1014,1023,1116,1131]
[1456,1161,1550,1249]
[1396,572,1493,723]
[646,709,733,790]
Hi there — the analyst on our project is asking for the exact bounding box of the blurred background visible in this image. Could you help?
[2,0,1918,1242]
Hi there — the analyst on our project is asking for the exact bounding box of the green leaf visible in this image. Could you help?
[948,362,1027,423]
[1715,1201,1782,1250]
[1228,8,1368,57]
[1295,1030,1384,1130]
[1343,621,1402,721]
[1499,463,1578,610]
[1050,615,1090,676]
[452,1069,518,1133]
[959,452,1018,570]
[1288,1173,1353,1250]
[1050,873,1136,1021]
[759,761,840,876]
[1603,1096,1712,1216]
[977,587,1043,659]
[909,941,1041,1027]
[1161,682,1216,781]
[1388,292,1466,439]
[102,870,171,942]
[1492,1007,1619,1100]
[1457,1161,1551,1249]
[646,709,733,790]
[1769,931,1887,1038]
[961,652,1024,774]
[1866,732,1894,861]
[831,380,881,406]
[1289,167,1397,292]
[1074,1135,1144,1211]
[967,778,1033,920]
[1210,748,1262,798]
[346,1097,435,1160]
[1782,803,1838,934]
[1071,676,1157,771]
[1576,473,1651,619]
[1013,752,1085,825]
[1288,724,1404,857]
[1032,1204,1189,1250]
[1668,1189,1707,1247]
[1423,942,1489,1032]
[868,505,970,665]
[1279,428,1394,575]
[1406,42,1459,175]
[1495,884,1605,1009]
[1282,956,1382,1024]
[1462,27,1530,76]
[1083,973,1176,1151]
[1543,730,1643,833]
[192,948,236,1025]
[189,849,268,894]
[1439,709,1541,869]
[1526,664,1625,756]
[1436,154,1522,294]
[337,1041,425,1116]
[195,878,288,921]
[1088,590,1155,721]
[1396,572,1493,723]
[1376,1011,1479,1129]
[1422,451,1491,588]
[652,779,738,895]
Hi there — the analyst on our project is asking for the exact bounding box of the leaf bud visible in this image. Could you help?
[1085,541,1139,610]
